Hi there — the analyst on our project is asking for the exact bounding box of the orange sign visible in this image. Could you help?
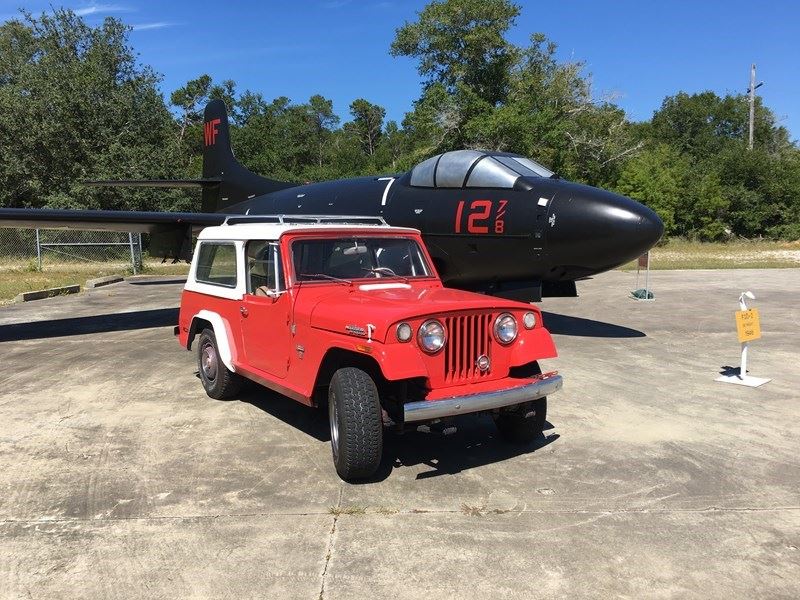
[637,252,649,268]
[735,308,761,343]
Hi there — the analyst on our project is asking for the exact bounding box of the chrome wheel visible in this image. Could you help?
[201,342,218,381]
[329,390,340,461]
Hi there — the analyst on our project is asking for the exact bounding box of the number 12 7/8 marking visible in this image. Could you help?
[454,199,508,234]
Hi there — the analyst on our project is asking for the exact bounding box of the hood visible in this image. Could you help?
[307,283,525,342]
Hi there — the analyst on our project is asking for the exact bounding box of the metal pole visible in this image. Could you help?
[35,228,42,271]
[740,342,748,378]
[748,63,756,150]
[644,254,650,298]
[128,232,138,275]
[738,292,749,378]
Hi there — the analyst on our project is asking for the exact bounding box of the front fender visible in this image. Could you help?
[509,327,558,366]
[325,339,428,382]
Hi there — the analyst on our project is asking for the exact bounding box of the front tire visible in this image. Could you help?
[328,367,383,481]
[493,397,547,443]
[197,328,243,400]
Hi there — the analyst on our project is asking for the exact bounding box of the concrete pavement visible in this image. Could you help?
[0,270,798,598]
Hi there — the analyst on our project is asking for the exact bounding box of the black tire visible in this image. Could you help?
[328,367,383,480]
[493,397,547,443]
[494,361,547,443]
[197,328,243,400]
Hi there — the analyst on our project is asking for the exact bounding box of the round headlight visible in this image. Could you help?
[418,319,446,353]
[523,311,537,329]
[396,322,413,342]
[494,313,518,344]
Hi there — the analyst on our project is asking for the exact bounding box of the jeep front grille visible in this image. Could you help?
[443,313,493,384]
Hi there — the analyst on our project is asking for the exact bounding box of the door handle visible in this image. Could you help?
[240,306,248,317]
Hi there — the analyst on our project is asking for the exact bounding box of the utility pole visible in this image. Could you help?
[747,63,763,150]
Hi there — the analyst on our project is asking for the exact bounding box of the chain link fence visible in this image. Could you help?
[0,228,143,274]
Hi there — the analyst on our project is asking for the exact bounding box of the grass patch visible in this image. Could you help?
[328,505,367,516]
[0,260,189,304]
[620,239,800,270]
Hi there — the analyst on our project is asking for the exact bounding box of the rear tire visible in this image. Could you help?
[328,367,383,481]
[197,328,242,400]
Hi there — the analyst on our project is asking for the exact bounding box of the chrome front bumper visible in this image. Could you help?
[403,375,563,423]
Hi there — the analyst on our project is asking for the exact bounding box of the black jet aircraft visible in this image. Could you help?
[0,100,663,301]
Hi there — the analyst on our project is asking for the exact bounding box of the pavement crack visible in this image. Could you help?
[318,487,343,600]
[2,504,800,528]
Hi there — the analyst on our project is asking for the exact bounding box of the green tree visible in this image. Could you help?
[651,91,791,157]
[170,74,211,141]
[0,9,187,212]
[307,94,339,169]
[391,0,519,105]
[615,144,688,235]
[348,99,386,156]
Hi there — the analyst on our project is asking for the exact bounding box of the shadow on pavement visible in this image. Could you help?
[238,385,558,482]
[376,419,558,482]
[542,311,645,338]
[128,278,186,286]
[0,308,179,342]
[238,384,331,443]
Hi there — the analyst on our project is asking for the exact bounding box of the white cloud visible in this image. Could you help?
[74,4,132,17]
[131,22,171,31]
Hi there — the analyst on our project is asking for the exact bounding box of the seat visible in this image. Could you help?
[247,242,269,293]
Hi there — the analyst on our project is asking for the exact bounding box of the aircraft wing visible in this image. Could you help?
[0,208,227,233]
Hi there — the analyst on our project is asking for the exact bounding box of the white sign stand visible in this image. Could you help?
[715,291,771,387]
[631,251,655,301]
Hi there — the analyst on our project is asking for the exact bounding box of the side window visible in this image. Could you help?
[195,242,238,288]
[246,240,284,296]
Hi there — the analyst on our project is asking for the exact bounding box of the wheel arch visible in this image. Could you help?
[313,347,386,402]
[188,310,237,372]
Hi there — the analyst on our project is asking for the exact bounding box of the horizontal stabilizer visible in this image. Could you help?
[0,207,226,233]
[83,178,221,188]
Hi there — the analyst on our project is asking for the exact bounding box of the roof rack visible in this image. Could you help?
[222,214,389,227]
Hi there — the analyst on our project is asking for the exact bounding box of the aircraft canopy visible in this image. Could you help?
[409,150,554,189]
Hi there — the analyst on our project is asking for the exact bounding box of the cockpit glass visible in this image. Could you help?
[494,156,554,178]
[465,157,519,188]
[409,150,555,189]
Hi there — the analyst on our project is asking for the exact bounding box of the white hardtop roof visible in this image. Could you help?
[198,215,419,242]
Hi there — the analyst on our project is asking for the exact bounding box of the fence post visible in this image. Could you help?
[128,232,138,275]
[35,229,42,271]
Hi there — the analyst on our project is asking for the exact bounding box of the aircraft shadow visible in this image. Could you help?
[236,385,557,483]
[0,308,179,342]
[542,311,645,338]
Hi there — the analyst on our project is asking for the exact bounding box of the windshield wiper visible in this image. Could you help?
[298,273,352,285]
[361,267,408,282]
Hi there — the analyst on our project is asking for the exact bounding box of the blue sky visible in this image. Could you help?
[3,1,799,140]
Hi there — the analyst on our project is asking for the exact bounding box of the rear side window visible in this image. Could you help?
[195,242,238,288]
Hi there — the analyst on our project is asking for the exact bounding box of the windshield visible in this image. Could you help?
[493,155,554,178]
[292,237,432,282]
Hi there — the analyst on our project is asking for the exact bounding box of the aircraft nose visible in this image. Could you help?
[546,185,664,274]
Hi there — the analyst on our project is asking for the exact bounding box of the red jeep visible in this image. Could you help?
[176,216,562,480]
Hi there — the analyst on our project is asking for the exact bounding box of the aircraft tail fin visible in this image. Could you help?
[201,99,296,212]
[85,100,297,213]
